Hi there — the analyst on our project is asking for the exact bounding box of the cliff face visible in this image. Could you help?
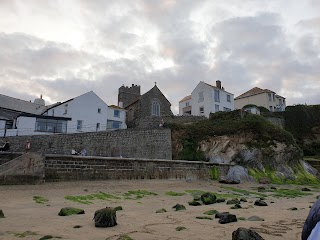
[171,111,318,182]
[199,135,303,178]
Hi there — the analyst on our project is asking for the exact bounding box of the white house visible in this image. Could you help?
[0,91,127,137]
[43,91,127,133]
[179,81,235,118]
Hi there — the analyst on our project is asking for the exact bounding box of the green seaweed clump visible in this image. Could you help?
[65,192,120,204]
[33,196,49,204]
[58,207,85,216]
[13,231,38,238]
[123,190,158,200]
[271,189,313,198]
[117,234,133,240]
[176,226,187,231]
[204,209,219,215]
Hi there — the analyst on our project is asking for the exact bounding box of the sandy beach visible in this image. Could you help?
[0,179,317,240]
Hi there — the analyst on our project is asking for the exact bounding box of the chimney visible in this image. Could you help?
[216,80,221,89]
[118,101,124,108]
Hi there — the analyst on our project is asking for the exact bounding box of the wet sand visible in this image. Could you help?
[0,180,316,240]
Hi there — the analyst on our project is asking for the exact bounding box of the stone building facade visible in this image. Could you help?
[119,84,173,128]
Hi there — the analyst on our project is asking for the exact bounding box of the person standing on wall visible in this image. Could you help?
[25,140,31,152]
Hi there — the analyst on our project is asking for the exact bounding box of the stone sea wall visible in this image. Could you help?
[45,155,218,182]
[3,129,172,160]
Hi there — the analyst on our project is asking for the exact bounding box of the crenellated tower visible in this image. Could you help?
[118,84,141,108]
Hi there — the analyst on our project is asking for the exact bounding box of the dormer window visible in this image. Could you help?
[98,108,101,113]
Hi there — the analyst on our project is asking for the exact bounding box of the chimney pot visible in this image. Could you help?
[216,80,222,89]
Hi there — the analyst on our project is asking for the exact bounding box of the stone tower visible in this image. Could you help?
[118,84,141,108]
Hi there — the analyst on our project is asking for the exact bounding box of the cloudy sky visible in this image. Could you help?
[1,0,320,113]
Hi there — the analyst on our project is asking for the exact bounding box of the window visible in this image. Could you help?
[98,108,101,114]
[96,123,100,131]
[269,106,273,112]
[5,120,14,129]
[273,94,275,102]
[64,104,68,115]
[214,90,220,102]
[223,107,231,112]
[107,120,122,129]
[279,99,282,104]
[77,120,83,130]
[35,118,67,133]
[215,104,219,112]
[186,101,190,107]
[198,92,204,103]
[268,93,272,101]
[52,109,55,116]
[152,101,160,116]
[199,106,204,114]
[114,109,120,117]
[227,94,231,102]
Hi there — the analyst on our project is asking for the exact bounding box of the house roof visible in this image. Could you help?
[109,105,125,110]
[0,94,47,114]
[275,94,286,99]
[191,81,234,95]
[179,95,192,103]
[0,108,22,121]
[235,87,275,100]
[18,113,72,120]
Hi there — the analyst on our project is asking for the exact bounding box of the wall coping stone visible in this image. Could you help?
[45,154,235,166]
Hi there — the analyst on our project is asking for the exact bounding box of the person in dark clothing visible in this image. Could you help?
[302,198,320,240]
[0,141,10,151]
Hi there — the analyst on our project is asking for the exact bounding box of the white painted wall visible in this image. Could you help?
[244,107,260,115]
[179,99,192,115]
[191,82,234,118]
[0,120,5,129]
[45,91,127,133]
[45,91,109,133]
[107,107,127,129]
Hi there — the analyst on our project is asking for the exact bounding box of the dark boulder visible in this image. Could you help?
[216,198,226,203]
[215,212,230,219]
[93,207,117,228]
[219,213,237,224]
[172,204,186,211]
[254,200,268,206]
[232,227,265,240]
[247,216,264,221]
[58,207,85,216]
[0,209,5,218]
[200,192,217,205]
[301,187,311,192]
[227,199,240,205]
[188,200,202,206]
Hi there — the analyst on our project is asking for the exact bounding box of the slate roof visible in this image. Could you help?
[0,94,47,114]
[179,95,192,102]
[235,87,275,100]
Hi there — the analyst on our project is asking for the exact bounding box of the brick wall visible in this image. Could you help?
[3,129,172,159]
[45,155,214,181]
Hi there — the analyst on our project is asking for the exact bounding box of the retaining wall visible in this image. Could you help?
[3,128,172,159]
[45,155,226,182]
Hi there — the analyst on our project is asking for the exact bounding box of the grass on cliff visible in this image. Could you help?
[169,111,297,160]
[249,168,320,185]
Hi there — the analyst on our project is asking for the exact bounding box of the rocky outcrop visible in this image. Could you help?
[200,135,302,169]
[198,135,311,182]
